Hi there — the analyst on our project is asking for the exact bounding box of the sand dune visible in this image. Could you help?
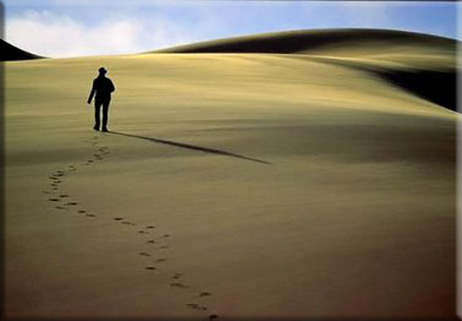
[4,29,458,319]
[154,28,456,56]
[0,39,43,61]
[157,29,458,112]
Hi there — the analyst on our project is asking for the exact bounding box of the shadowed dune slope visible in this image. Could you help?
[0,39,43,61]
[155,29,459,111]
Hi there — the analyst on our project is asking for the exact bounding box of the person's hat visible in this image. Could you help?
[98,67,107,74]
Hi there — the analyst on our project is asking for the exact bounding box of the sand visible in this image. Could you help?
[4,30,458,319]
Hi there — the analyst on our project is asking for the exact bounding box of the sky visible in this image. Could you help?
[1,0,460,58]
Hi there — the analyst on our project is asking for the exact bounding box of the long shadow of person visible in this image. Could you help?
[109,131,271,164]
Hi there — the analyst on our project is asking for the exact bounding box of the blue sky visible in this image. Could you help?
[2,0,459,58]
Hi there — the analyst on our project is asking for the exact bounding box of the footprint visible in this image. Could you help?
[59,194,69,198]
[78,210,86,213]
[145,266,157,271]
[186,303,207,310]
[139,230,149,234]
[86,214,97,218]
[159,245,169,250]
[146,240,156,244]
[146,226,156,229]
[56,206,65,210]
[198,292,212,297]
[48,198,60,202]
[122,221,135,225]
[161,234,171,238]
[172,273,182,279]
[155,258,167,263]
[139,252,151,257]
[113,217,124,221]
[66,202,78,206]
[209,315,219,320]
[170,282,189,289]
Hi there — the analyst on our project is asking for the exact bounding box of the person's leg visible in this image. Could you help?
[102,100,110,131]
[94,100,102,130]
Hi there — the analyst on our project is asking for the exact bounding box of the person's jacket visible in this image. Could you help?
[89,76,115,102]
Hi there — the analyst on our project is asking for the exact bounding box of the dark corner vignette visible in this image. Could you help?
[0,1,4,321]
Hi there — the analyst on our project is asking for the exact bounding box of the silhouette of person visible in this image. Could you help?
[87,67,115,132]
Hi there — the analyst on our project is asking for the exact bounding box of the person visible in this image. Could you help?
[87,67,115,132]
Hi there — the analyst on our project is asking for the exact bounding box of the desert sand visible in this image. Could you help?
[4,29,459,319]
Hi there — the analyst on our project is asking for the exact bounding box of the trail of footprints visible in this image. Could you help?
[43,135,217,319]
[113,216,212,313]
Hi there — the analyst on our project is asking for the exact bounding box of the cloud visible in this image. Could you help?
[5,10,198,57]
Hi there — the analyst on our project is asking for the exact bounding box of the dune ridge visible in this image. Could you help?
[153,28,457,55]
[0,39,43,61]
[154,28,458,112]
[1,29,457,111]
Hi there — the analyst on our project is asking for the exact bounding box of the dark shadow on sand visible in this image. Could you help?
[375,69,457,112]
[299,55,457,112]
[109,131,271,165]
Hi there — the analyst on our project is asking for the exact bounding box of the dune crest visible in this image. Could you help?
[153,28,457,56]
[154,28,458,112]
[0,39,43,61]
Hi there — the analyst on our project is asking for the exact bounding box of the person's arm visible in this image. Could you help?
[87,80,96,104]
[109,79,115,93]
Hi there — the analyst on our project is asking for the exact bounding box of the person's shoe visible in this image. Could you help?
[102,127,109,132]
[93,125,99,131]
